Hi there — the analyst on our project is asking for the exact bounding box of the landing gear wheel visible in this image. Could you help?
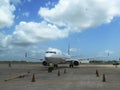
[54,64,58,68]
[69,64,74,68]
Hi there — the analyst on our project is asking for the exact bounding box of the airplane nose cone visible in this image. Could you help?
[45,53,53,58]
[45,53,53,61]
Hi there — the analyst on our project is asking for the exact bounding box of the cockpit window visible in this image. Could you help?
[46,51,56,54]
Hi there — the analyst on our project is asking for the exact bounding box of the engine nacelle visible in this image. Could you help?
[73,60,80,66]
[42,61,48,66]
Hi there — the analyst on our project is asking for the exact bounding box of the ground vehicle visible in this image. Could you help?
[112,61,119,65]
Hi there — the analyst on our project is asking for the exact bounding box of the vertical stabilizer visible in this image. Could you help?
[25,52,27,57]
[68,42,70,55]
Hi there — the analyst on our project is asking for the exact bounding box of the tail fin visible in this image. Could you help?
[68,42,70,55]
[25,52,27,57]
[108,52,109,56]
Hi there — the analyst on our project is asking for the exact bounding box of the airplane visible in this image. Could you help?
[42,48,80,68]
[25,47,80,68]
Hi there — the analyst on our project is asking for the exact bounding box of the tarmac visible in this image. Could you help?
[0,63,120,90]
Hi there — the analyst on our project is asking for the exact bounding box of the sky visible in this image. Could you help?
[1,0,120,61]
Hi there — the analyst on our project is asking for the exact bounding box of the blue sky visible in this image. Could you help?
[0,0,120,61]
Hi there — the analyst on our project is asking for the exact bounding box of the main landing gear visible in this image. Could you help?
[54,64,58,68]
[69,62,74,68]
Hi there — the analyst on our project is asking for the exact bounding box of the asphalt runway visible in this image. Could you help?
[0,63,120,90]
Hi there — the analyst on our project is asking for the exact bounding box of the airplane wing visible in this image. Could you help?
[25,52,44,61]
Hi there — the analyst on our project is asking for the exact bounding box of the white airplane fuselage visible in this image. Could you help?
[45,51,70,64]
[42,49,80,67]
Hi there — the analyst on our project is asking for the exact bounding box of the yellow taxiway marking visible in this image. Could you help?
[4,72,30,82]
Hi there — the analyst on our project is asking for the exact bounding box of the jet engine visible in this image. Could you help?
[42,61,48,66]
[73,60,80,66]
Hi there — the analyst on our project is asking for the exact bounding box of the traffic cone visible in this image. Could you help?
[96,70,99,77]
[9,63,11,68]
[58,70,60,76]
[102,74,106,82]
[64,69,66,74]
[31,73,36,82]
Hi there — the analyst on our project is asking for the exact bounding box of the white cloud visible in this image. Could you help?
[10,21,68,46]
[27,0,31,2]
[10,0,21,5]
[45,1,51,7]
[70,48,79,52]
[45,1,57,8]
[39,0,120,32]
[22,12,30,17]
[97,49,114,57]
[105,50,114,54]
[0,0,15,29]
[0,33,11,48]
[2,0,120,48]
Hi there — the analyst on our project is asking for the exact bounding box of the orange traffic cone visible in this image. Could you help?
[64,69,66,74]
[9,63,11,68]
[58,70,60,76]
[102,74,106,82]
[31,73,36,82]
[96,70,99,77]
